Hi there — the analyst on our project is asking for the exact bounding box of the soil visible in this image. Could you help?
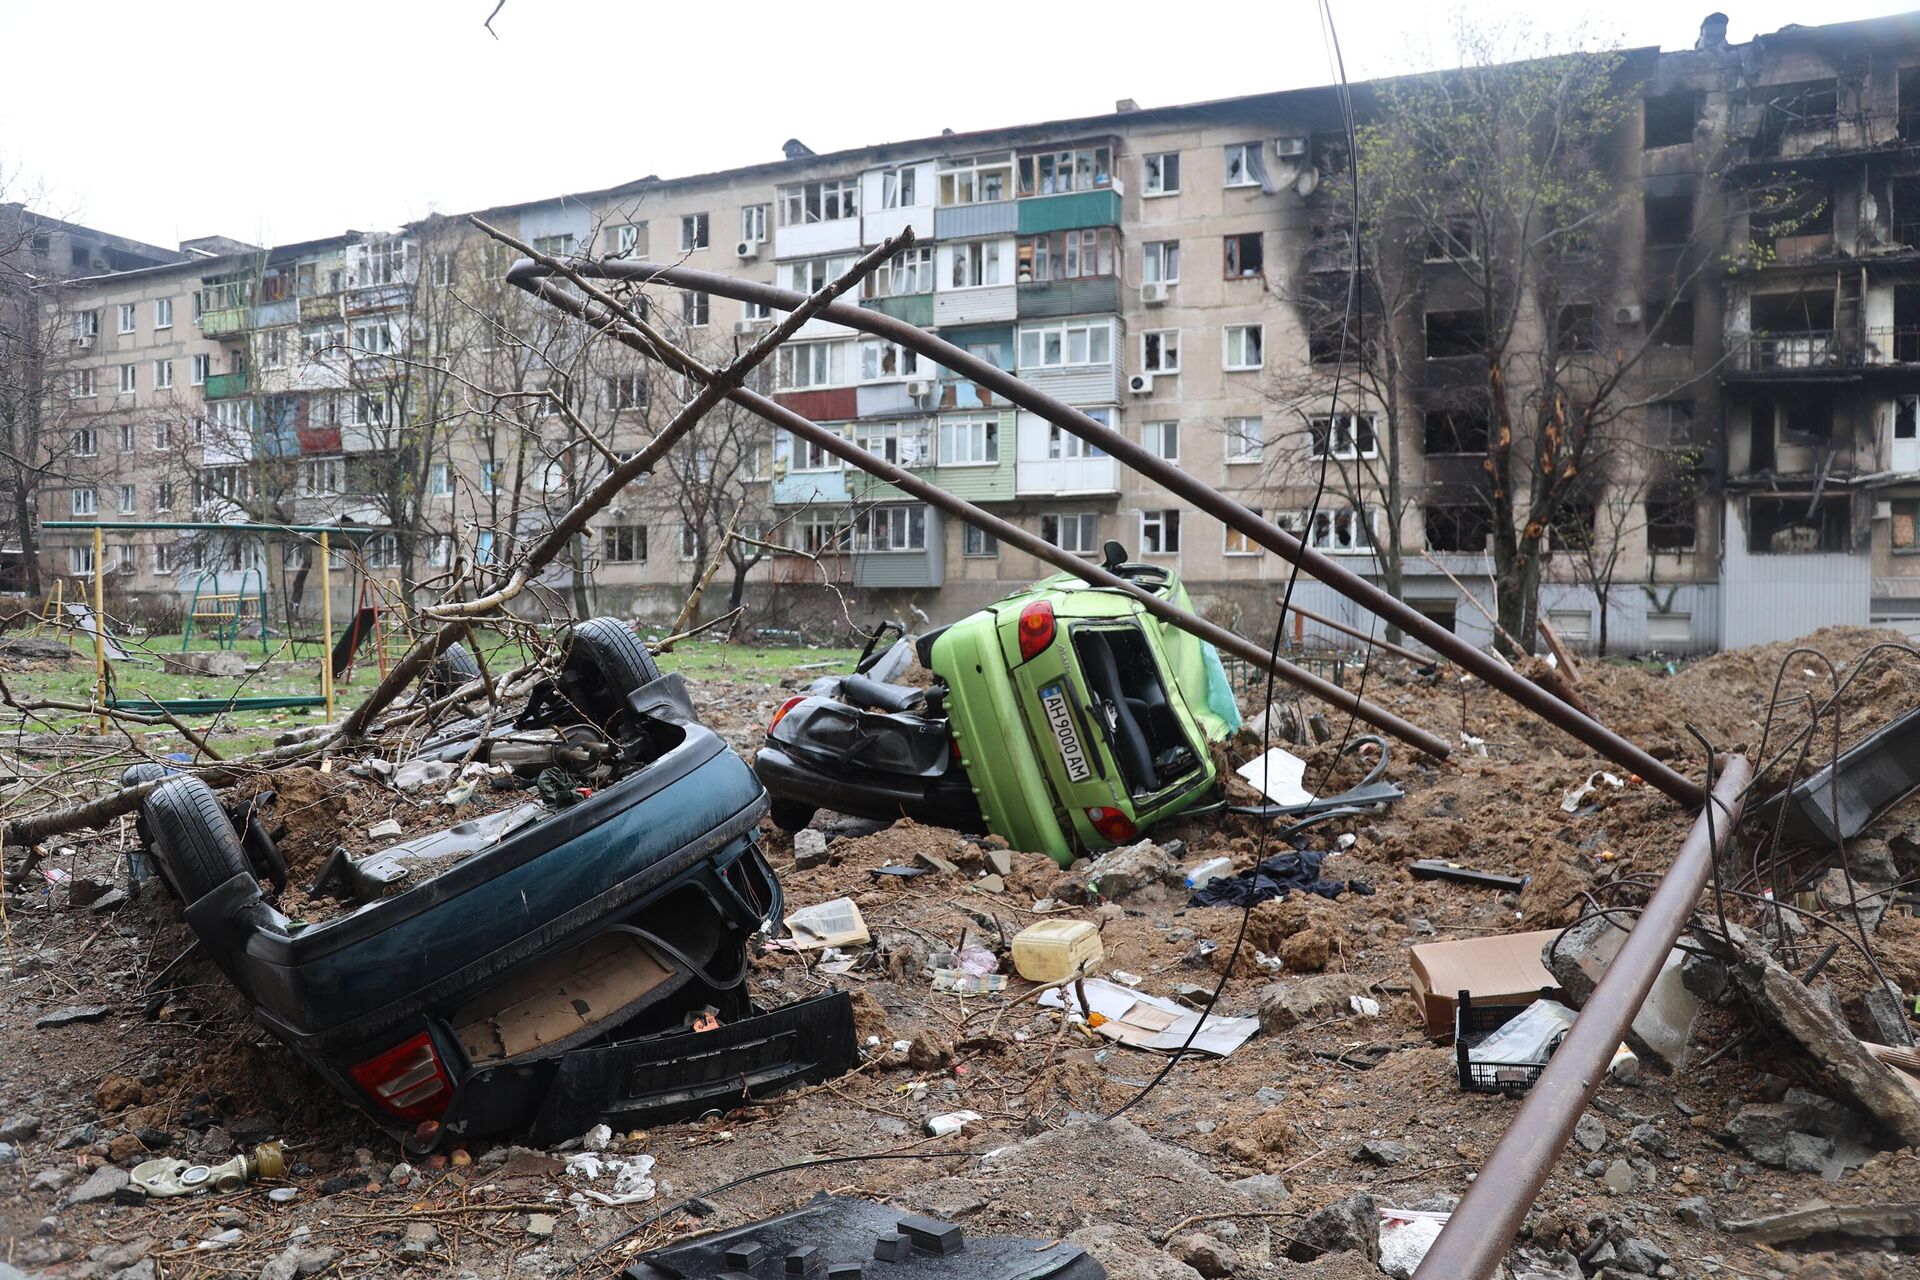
[5,628,1920,1279]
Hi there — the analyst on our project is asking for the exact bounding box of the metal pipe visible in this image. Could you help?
[1281,601,1435,666]
[508,273,1452,760]
[544,259,1701,807]
[1413,754,1750,1280]
[320,531,334,721]
[92,523,107,734]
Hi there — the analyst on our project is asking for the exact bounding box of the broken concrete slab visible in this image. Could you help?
[1860,982,1916,1048]
[1733,939,1920,1148]
[1078,839,1181,900]
[1815,868,1890,932]
[1725,1085,1873,1179]
[793,829,830,870]
[1544,913,1701,1071]
[64,1165,129,1207]
[1726,1198,1920,1244]
[1286,1193,1381,1264]
[34,1005,111,1029]
[158,650,250,678]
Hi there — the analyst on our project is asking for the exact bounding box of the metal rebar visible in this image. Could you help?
[505,271,1453,759]
[531,259,1702,807]
[1412,754,1750,1280]
[1283,601,1435,665]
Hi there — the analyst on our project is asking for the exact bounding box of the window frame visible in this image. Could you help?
[1142,151,1181,197]
[1223,415,1264,464]
[962,524,999,558]
[1142,239,1180,285]
[937,152,1014,206]
[778,177,860,226]
[1141,329,1181,374]
[1017,319,1115,370]
[679,212,710,251]
[153,297,173,329]
[740,204,770,243]
[1223,142,1263,188]
[948,239,1006,289]
[1141,420,1180,462]
[71,487,98,516]
[1308,412,1380,461]
[1223,324,1265,371]
[1040,511,1100,555]
[1139,509,1182,555]
[1016,145,1114,197]
[1224,506,1270,556]
[117,303,137,334]
[938,415,1000,467]
[1223,232,1264,279]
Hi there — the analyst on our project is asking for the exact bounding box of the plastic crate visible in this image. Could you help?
[1454,988,1568,1095]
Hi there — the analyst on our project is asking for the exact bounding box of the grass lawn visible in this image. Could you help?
[4,626,856,758]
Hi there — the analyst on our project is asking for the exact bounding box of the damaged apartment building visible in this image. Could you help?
[19,11,1920,653]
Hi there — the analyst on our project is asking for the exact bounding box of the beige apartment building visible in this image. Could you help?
[26,11,1920,654]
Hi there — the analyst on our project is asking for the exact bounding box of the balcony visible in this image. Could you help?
[1724,330,1866,377]
[201,307,248,337]
[203,371,250,399]
[346,282,411,315]
[298,293,342,323]
[860,292,934,327]
[851,509,945,590]
[934,201,1017,239]
[1017,189,1122,236]
[1017,275,1119,320]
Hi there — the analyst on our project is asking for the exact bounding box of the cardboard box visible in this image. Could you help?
[1408,929,1563,1041]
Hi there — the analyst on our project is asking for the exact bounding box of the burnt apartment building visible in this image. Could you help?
[23,11,1920,654]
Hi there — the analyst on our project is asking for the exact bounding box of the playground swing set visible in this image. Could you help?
[40,520,395,730]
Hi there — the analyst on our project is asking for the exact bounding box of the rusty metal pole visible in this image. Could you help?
[552,260,1701,807]
[506,272,1452,759]
[1283,602,1436,666]
[1413,755,1750,1280]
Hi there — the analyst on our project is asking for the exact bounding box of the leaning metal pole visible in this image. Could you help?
[504,267,1451,759]
[1413,755,1750,1280]
[542,259,1702,807]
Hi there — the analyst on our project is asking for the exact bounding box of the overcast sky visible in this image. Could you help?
[4,0,1915,250]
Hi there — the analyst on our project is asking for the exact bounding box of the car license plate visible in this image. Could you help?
[1037,683,1092,783]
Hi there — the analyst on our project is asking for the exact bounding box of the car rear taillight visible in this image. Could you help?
[767,695,805,736]
[1085,806,1138,842]
[349,1031,452,1121]
[1017,600,1056,663]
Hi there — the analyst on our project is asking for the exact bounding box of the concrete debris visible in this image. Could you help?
[1724,1086,1875,1179]
[1672,1196,1716,1229]
[1573,1114,1608,1153]
[1725,1198,1920,1243]
[1256,974,1371,1033]
[1168,1231,1237,1277]
[259,1245,339,1280]
[1286,1193,1380,1265]
[1065,1225,1204,1280]
[1543,913,1701,1071]
[0,1114,42,1142]
[1355,1139,1408,1166]
[1861,981,1917,1047]
[1732,938,1920,1147]
[1815,867,1890,931]
[1074,838,1181,901]
[1506,1246,1584,1280]
[63,1165,129,1207]
[159,650,250,677]
[793,828,830,869]
[34,1005,111,1028]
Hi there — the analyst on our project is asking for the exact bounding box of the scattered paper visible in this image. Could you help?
[1040,978,1258,1057]
[564,1151,657,1205]
[933,969,1007,994]
[1559,770,1624,813]
[1237,747,1313,806]
[783,896,870,949]
[924,1109,981,1137]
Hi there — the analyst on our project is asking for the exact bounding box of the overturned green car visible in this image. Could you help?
[756,547,1240,865]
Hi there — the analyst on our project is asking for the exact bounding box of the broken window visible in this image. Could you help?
[1223,143,1266,189]
[1017,145,1113,197]
[937,153,1013,205]
[679,213,709,251]
[1139,509,1181,554]
[1223,324,1264,370]
[1650,299,1695,347]
[1041,512,1099,554]
[1424,219,1476,263]
[1308,507,1374,552]
[1143,151,1181,196]
[1647,400,1696,447]
[1424,407,1491,455]
[1643,91,1700,149]
[1903,68,1920,141]
[1647,484,1697,552]
[1018,228,1117,282]
[1644,195,1693,247]
[1555,305,1599,354]
[1425,503,1493,553]
[778,177,859,225]
[603,525,646,563]
[1224,232,1264,278]
[1141,330,1180,374]
[1426,309,1488,359]
[1747,493,1852,554]
[1309,413,1378,459]
[1546,498,1597,555]
[950,241,1005,289]
[879,167,917,209]
[862,246,936,298]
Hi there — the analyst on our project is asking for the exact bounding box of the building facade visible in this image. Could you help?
[22,11,1920,654]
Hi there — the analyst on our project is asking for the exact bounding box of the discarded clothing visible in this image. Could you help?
[1189,849,1372,909]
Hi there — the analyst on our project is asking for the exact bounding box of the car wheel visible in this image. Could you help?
[121,763,170,887]
[563,617,663,728]
[143,777,253,905]
[121,762,169,787]
[424,641,482,698]
[769,800,817,833]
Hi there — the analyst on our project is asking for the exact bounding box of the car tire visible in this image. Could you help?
[121,762,169,788]
[769,800,817,833]
[143,777,253,906]
[424,641,482,697]
[563,617,663,727]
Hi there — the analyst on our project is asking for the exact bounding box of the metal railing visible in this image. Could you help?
[1729,329,1847,372]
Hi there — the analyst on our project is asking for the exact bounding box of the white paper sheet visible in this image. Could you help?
[1040,978,1258,1057]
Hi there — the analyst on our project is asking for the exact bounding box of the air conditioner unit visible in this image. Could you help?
[1615,303,1644,326]
[1141,282,1168,306]
[735,239,761,260]
[1128,374,1155,395]
[1274,135,1310,158]
[733,319,759,334]
[905,379,932,399]
[72,335,94,349]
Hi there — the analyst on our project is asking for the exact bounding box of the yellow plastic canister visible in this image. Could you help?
[1011,919,1104,983]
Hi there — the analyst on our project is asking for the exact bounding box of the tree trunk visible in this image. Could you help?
[570,530,594,618]
[13,485,40,597]
[1594,589,1610,658]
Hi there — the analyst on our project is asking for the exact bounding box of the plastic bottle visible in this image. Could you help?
[1184,856,1235,890]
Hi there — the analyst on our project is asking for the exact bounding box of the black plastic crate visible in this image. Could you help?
[1454,988,1569,1095]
